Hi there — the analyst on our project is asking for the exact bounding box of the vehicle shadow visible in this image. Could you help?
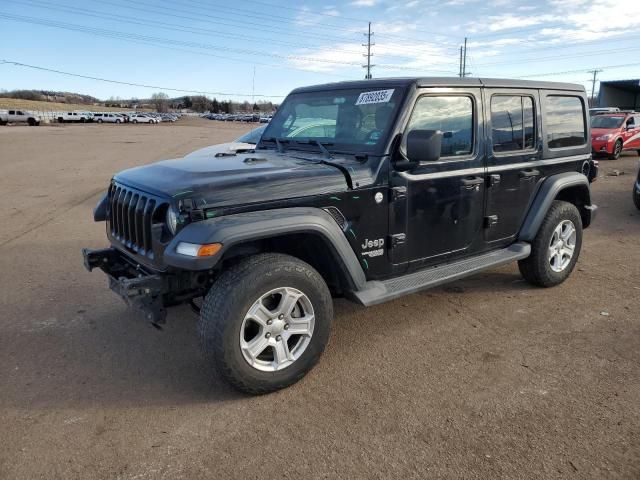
[0,299,243,410]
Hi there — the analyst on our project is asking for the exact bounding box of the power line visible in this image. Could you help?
[0,60,286,98]
[517,62,640,78]
[8,0,365,54]
[0,13,366,67]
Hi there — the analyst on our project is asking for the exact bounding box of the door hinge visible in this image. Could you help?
[391,186,407,201]
[390,233,406,248]
[484,215,499,228]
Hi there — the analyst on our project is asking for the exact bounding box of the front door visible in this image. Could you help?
[392,89,486,268]
[622,114,640,150]
[484,89,541,243]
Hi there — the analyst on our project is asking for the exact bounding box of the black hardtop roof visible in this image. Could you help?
[290,77,585,94]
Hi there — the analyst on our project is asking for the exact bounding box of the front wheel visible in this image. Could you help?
[519,200,583,287]
[97,119,103,123]
[132,119,138,123]
[634,185,640,210]
[609,139,623,160]
[198,253,333,394]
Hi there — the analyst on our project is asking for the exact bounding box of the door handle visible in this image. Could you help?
[460,176,483,190]
[519,168,540,180]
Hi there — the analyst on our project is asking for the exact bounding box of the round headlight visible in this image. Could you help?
[166,207,178,235]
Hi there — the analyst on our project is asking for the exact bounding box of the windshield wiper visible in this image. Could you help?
[312,139,333,159]
[260,136,288,153]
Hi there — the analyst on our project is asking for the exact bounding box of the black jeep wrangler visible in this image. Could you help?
[83,78,598,394]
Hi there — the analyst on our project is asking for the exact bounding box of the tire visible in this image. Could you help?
[58,117,63,123]
[97,119,103,123]
[609,139,623,160]
[518,200,583,288]
[634,186,640,210]
[198,253,333,394]
[27,118,35,126]
[116,119,121,124]
[132,119,138,124]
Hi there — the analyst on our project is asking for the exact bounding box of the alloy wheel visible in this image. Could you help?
[240,287,315,372]
[548,219,577,272]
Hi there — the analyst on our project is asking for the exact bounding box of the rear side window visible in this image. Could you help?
[491,95,535,152]
[406,95,474,157]
[545,96,586,149]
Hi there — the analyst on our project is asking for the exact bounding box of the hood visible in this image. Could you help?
[184,142,256,158]
[114,149,350,208]
[591,127,619,137]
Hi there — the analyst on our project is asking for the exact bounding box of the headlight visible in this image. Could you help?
[595,134,612,141]
[166,207,178,235]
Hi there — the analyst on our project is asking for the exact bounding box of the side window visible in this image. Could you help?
[406,95,474,158]
[9,110,15,115]
[544,96,586,149]
[491,95,535,152]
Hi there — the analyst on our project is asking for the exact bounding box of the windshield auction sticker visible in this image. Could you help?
[355,89,395,105]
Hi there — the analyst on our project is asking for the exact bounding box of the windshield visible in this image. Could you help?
[261,87,405,153]
[591,116,625,129]
[236,125,266,144]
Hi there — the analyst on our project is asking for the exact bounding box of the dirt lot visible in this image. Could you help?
[0,119,638,479]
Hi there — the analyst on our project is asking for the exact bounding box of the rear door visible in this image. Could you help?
[484,89,541,243]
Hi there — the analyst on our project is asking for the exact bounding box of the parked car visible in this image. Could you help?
[129,113,157,124]
[0,109,7,125]
[590,107,620,116]
[94,113,123,124]
[57,111,93,123]
[6,109,41,126]
[634,160,640,210]
[84,77,598,394]
[184,125,266,158]
[591,112,640,159]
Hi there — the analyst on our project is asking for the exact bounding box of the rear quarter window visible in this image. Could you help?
[544,96,586,149]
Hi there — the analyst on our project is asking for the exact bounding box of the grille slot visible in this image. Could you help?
[107,183,161,257]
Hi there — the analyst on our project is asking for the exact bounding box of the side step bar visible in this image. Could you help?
[350,242,531,307]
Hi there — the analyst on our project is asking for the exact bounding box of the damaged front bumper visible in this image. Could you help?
[83,247,168,324]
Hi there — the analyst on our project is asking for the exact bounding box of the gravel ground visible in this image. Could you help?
[0,119,638,479]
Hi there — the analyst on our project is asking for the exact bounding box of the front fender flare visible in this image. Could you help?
[164,207,367,290]
[518,172,593,242]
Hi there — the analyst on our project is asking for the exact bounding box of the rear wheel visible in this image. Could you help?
[609,139,623,160]
[634,186,640,210]
[27,118,36,126]
[132,119,138,124]
[58,117,63,123]
[97,119,103,123]
[198,253,333,394]
[116,119,121,124]
[519,200,583,287]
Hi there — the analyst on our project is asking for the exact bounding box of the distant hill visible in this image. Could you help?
[0,89,102,105]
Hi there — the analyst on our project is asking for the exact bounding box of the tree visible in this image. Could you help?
[151,92,170,112]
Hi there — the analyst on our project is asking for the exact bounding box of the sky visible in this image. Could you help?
[1,0,639,102]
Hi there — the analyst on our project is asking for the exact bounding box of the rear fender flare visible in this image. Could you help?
[518,172,592,241]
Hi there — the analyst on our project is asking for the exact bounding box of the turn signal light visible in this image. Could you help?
[176,242,223,257]
[197,243,222,257]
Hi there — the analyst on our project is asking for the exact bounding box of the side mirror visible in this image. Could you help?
[406,129,443,163]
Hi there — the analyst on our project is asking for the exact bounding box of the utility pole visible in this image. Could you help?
[251,65,256,103]
[459,46,463,78]
[589,68,603,106]
[363,22,374,79]
[462,37,468,77]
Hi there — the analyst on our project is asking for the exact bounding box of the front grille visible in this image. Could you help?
[107,183,162,257]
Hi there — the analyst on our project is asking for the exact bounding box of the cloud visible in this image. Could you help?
[350,0,377,6]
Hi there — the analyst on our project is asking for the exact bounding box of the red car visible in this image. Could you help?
[591,112,640,159]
